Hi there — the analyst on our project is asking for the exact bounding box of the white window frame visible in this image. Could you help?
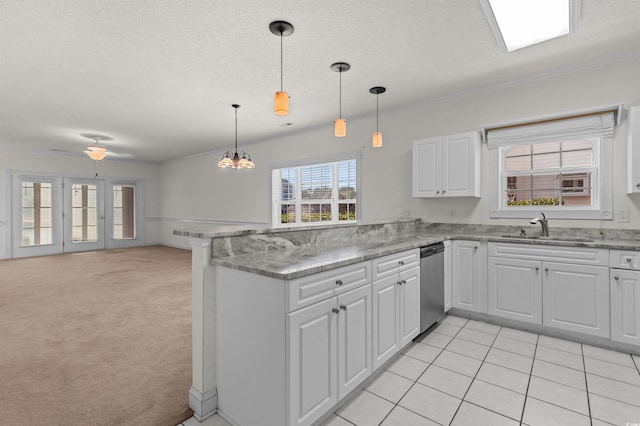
[488,109,616,220]
[271,154,360,228]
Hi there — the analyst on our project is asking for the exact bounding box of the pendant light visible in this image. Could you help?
[218,104,255,170]
[331,62,350,138]
[369,86,386,148]
[269,21,294,116]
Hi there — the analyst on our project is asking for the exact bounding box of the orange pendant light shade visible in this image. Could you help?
[335,118,347,138]
[274,91,289,116]
[372,131,383,147]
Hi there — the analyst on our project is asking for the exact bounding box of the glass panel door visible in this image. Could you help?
[11,175,63,258]
[63,178,105,252]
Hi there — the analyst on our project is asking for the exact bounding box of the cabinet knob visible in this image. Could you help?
[397,280,403,286]
[332,308,340,314]
[535,267,539,271]
[335,279,343,286]
[398,260,405,266]
[614,275,619,281]
[545,268,549,272]
[436,190,440,194]
[636,182,640,188]
[473,246,478,251]
[402,280,407,285]
[340,304,347,311]
[442,190,446,194]
[625,257,633,263]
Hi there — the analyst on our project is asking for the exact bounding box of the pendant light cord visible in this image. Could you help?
[280,32,283,92]
[234,107,238,151]
[339,70,342,118]
[376,94,379,132]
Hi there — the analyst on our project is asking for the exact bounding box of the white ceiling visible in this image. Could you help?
[1,0,640,163]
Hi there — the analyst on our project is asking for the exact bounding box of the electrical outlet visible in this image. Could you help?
[616,209,629,223]
[405,209,412,218]
[616,209,630,223]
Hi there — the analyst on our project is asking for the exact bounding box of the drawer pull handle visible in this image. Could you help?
[335,279,343,286]
[340,304,347,311]
[614,275,619,281]
[625,257,633,263]
[332,308,340,314]
[398,261,405,266]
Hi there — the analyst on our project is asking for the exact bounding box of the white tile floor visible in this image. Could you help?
[179,315,640,426]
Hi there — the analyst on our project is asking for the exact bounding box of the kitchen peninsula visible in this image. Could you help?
[174,219,640,424]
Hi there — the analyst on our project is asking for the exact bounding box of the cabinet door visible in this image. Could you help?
[543,262,610,338]
[337,284,372,400]
[442,132,480,197]
[628,106,640,194]
[452,240,486,313]
[488,257,542,325]
[399,267,421,347]
[372,275,399,370]
[288,298,338,426]
[444,241,452,312]
[611,269,640,345]
[412,137,441,197]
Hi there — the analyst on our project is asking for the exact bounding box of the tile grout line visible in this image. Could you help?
[446,323,502,426]
[376,318,469,426]
[580,343,594,426]
[518,333,540,425]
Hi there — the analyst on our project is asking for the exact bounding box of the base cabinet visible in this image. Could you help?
[372,267,420,370]
[452,240,486,314]
[543,262,610,338]
[611,269,640,345]
[288,284,372,426]
[488,257,542,325]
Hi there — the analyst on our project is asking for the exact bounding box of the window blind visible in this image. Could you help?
[487,112,615,149]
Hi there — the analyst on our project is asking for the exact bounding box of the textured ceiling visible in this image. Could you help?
[1,0,640,163]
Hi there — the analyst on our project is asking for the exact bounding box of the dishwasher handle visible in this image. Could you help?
[420,243,445,258]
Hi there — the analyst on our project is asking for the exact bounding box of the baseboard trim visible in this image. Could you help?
[189,386,217,422]
[161,241,193,251]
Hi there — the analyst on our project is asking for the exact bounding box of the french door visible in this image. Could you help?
[10,172,143,258]
[62,178,105,252]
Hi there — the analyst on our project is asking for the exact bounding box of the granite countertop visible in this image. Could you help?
[212,230,640,280]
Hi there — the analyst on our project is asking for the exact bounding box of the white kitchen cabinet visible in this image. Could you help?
[628,106,640,194]
[372,266,420,370]
[288,298,337,426]
[488,257,542,325]
[412,131,481,198]
[288,283,372,426]
[451,240,487,314]
[610,269,640,345]
[444,240,452,312]
[542,262,610,339]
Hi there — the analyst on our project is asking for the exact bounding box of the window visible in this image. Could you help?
[113,185,136,239]
[20,181,53,246]
[71,184,98,242]
[272,159,357,226]
[488,111,615,219]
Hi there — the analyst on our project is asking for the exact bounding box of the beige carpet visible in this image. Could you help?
[0,246,193,426]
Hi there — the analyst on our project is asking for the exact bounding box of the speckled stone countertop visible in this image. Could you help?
[207,222,640,280]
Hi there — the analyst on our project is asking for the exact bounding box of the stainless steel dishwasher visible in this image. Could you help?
[420,242,445,333]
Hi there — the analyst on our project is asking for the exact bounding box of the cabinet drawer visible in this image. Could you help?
[288,261,371,312]
[372,249,419,280]
[488,242,608,266]
[610,250,640,270]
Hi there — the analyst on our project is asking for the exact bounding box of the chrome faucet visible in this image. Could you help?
[530,212,549,237]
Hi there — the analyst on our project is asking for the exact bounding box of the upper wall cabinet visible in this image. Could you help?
[412,131,481,198]
[628,106,640,194]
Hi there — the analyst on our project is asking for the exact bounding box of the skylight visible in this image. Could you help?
[481,0,580,52]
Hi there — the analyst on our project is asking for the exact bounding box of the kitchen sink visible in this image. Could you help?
[500,235,594,243]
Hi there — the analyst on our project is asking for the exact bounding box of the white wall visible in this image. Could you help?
[0,149,162,258]
[160,55,640,241]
